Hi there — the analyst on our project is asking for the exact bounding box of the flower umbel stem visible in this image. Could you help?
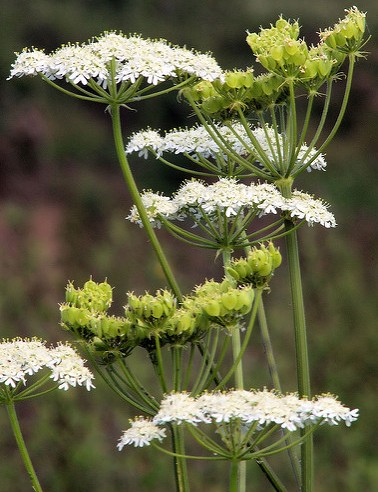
[285,221,313,491]
[5,399,43,492]
[110,103,182,301]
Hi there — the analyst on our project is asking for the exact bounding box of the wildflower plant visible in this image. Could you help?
[8,6,367,492]
[0,338,94,492]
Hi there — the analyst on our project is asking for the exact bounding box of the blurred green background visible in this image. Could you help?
[0,1,377,490]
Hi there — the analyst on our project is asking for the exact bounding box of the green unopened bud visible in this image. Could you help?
[83,279,97,291]
[246,32,258,51]
[248,248,267,273]
[268,242,282,268]
[235,287,254,313]
[225,266,241,281]
[225,71,254,89]
[334,31,347,47]
[194,80,217,99]
[271,45,284,62]
[284,39,301,57]
[201,96,225,114]
[233,258,250,278]
[65,282,78,305]
[127,293,143,316]
[60,305,91,328]
[60,305,79,326]
[204,300,221,317]
[257,258,273,277]
[221,291,238,310]
[151,302,164,319]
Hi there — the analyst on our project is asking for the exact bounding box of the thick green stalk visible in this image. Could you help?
[283,210,313,491]
[170,426,190,492]
[110,104,182,301]
[257,296,281,391]
[111,103,189,490]
[6,400,43,492]
[229,459,240,492]
[276,178,313,490]
[222,249,246,492]
[258,298,301,488]
[284,222,311,398]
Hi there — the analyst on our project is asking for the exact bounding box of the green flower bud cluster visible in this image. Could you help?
[226,242,282,287]
[246,9,367,86]
[187,279,255,330]
[126,290,176,325]
[184,71,287,119]
[320,7,367,55]
[60,280,141,360]
[246,17,309,77]
[301,45,337,89]
[124,289,199,350]
[65,279,113,312]
[60,278,257,358]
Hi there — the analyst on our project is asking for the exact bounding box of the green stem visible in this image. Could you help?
[284,222,311,398]
[222,249,244,390]
[257,296,281,391]
[222,249,246,492]
[185,93,271,180]
[254,459,288,492]
[285,80,298,176]
[258,298,301,488]
[5,400,43,492]
[230,460,240,492]
[282,210,313,491]
[170,425,191,492]
[314,54,356,155]
[110,104,182,301]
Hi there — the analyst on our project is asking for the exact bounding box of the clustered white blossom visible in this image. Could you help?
[8,32,223,87]
[0,338,95,392]
[117,389,358,449]
[126,123,327,172]
[127,178,336,229]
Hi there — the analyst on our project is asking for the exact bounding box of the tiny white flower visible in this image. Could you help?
[125,123,327,174]
[117,417,166,449]
[153,392,208,425]
[127,191,179,228]
[309,394,359,427]
[9,32,223,88]
[8,49,50,78]
[125,129,164,158]
[127,179,335,232]
[0,338,95,394]
[48,343,95,391]
[284,191,337,228]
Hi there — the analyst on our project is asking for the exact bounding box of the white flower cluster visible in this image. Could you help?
[117,389,358,449]
[127,178,336,229]
[9,32,223,87]
[0,338,95,392]
[126,123,327,172]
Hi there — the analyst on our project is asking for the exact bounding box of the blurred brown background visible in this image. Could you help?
[1,1,377,490]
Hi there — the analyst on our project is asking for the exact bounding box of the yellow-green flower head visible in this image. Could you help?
[65,279,113,313]
[246,17,308,77]
[9,32,223,88]
[319,7,367,54]
[301,44,336,84]
[226,242,282,287]
[126,289,177,323]
[189,280,255,327]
